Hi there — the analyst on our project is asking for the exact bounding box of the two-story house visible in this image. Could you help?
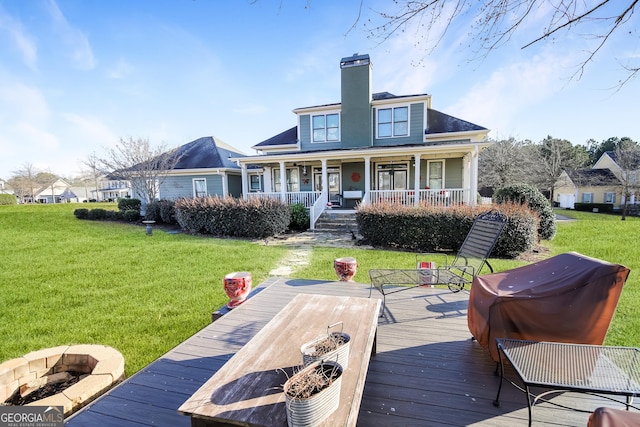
[234,54,491,228]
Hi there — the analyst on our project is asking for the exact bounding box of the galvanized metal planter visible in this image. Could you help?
[284,360,343,427]
[300,322,350,369]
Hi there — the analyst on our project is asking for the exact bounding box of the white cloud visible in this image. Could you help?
[61,113,118,147]
[45,0,96,70]
[107,58,134,79]
[0,5,37,68]
[445,50,575,135]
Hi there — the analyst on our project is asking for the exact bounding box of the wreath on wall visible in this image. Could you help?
[351,172,361,182]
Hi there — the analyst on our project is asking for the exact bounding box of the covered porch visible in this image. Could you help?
[236,144,482,229]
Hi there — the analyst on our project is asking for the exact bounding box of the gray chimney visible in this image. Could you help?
[340,54,372,148]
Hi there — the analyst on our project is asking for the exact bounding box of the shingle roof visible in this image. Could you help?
[253,127,298,148]
[566,169,620,186]
[426,109,487,134]
[172,136,245,169]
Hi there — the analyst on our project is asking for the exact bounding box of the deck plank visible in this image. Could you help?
[65,278,631,426]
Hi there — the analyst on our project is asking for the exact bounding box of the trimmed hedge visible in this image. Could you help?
[574,203,614,213]
[146,199,177,224]
[118,198,141,213]
[0,194,18,205]
[355,203,538,258]
[174,196,290,238]
[493,184,556,240]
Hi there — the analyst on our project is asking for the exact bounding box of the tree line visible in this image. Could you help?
[478,136,639,201]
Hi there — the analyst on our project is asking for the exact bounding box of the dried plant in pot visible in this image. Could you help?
[301,322,351,369]
[283,360,343,427]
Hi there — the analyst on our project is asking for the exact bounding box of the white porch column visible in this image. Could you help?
[264,166,272,193]
[221,171,228,197]
[321,159,328,203]
[470,147,479,206]
[279,161,286,203]
[463,153,471,204]
[363,157,371,205]
[413,154,421,206]
[240,164,248,200]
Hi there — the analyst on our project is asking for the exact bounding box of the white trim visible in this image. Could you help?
[375,104,410,139]
[192,178,207,198]
[310,110,341,144]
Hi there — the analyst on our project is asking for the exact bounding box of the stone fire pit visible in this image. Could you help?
[0,344,125,416]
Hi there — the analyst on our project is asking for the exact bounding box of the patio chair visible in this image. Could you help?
[368,210,507,313]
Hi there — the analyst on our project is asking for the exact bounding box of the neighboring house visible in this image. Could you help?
[34,179,74,203]
[90,176,131,202]
[234,53,491,228]
[150,136,246,200]
[0,179,11,194]
[554,150,640,210]
[554,169,621,209]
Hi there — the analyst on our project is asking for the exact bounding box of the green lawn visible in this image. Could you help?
[0,204,638,376]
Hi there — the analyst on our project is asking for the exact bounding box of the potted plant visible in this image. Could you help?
[300,322,350,368]
[283,360,343,427]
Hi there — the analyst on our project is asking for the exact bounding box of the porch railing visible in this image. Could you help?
[368,189,469,206]
[248,191,321,208]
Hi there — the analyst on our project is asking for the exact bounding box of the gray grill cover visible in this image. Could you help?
[468,252,630,362]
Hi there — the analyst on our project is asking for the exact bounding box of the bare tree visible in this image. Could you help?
[96,137,181,204]
[82,152,103,201]
[8,163,39,203]
[361,0,639,85]
[478,137,536,190]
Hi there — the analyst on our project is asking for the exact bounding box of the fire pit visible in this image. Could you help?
[0,344,125,416]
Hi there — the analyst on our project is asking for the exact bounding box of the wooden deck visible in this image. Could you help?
[65,278,628,426]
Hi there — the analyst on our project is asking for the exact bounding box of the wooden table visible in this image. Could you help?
[494,338,640,427]
[178,294,381,426]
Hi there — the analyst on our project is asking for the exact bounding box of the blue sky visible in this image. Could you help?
[1,0,638,179]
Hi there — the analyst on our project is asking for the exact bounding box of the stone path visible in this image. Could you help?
[258,231,369,277]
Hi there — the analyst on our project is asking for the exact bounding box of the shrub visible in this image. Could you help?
[355,203,537,258]
[145,200,161,222]
[74,208,89,219]
[159,199,176,224]
[88,208,108,220]
[289,203,310,231]
[0,194,18,205]
[123,209,140,222]
[174,196,290,238]
[574,203,614,213]
[493,184,556,240]
[118,198,141,213]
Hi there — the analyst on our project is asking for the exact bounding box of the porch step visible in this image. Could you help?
[313,210,358,232]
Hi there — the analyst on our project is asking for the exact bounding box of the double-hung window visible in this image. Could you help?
[377,106,409,138]
[604,192,616,203]
[193,178,207,198]
[312,113,340,142]
[581,193,593,203]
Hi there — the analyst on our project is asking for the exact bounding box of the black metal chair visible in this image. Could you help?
[368,210,507,312]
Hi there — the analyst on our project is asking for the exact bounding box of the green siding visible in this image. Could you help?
[341,64,372,148]
[445,158,463,188]
[299,114,343,152]
[373,103,424,147]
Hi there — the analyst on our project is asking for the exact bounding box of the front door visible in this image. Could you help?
[314,168,341,205]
